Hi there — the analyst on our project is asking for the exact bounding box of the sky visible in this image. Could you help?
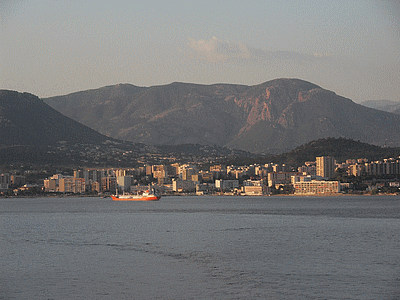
[1,0,399,102]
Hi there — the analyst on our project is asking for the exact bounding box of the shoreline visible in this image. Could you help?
[1,192,399,199]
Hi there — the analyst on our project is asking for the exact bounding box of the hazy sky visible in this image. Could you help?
[1,0,399,102]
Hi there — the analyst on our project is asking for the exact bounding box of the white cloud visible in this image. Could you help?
[188,37,331,63]
[188,37,250,63]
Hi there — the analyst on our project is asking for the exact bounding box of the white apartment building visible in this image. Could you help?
[293,180,340,195]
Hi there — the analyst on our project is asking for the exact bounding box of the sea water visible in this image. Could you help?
[1,196,399,299]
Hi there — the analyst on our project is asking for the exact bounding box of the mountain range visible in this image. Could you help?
[359,100,400,115]
[43,78,400,153]
[0,90,254,166]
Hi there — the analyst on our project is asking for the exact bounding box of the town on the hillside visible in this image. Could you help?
[1,155,400,197]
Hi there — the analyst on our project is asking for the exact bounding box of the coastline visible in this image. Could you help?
[1,192,399,199]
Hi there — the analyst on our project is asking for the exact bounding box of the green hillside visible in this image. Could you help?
[273,137,400,166]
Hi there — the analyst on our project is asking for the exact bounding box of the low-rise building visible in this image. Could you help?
[172,179,196,192]
[268,172,302,188]
[293,180,340,195]
[215,179,239,190]
[11,175,26,186]
[241,185,269,195]
[196,183,215,195]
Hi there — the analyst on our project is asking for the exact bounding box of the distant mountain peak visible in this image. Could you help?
[360,99,400,115]
[0,90,114,147]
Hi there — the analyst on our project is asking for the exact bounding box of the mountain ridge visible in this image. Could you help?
[0,90,115,147]
[40,78,400,153]
[359,99,400,115]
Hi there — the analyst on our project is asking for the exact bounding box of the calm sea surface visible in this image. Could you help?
[1,195,399,299]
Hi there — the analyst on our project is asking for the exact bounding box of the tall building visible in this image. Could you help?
[117,176,133,192]
[316,156,336,179]
[0,173,10,190]
[43,179,57,192]
[59,177,86,193]
[181,167,197,181]
[101,177,117,192]
[74,170,84,179]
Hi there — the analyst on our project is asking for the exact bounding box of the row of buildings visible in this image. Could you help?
[2,155,399,196]
[341,158,400,177]
[36,157,338,195]
[0,174,26,190]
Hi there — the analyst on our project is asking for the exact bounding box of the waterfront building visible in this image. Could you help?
[172,179,196,192]
[195,183,215,195]
[43,179,57,192]
[11,175,26,186]
[215,179,239,190]
[293,180,340,195]
[241,185,269,195]
[268,172,302,188]
[59,177,86,193]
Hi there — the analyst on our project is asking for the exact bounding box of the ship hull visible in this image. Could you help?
[111,195,161,201]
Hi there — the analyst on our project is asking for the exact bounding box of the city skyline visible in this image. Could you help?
[1,0,399,103]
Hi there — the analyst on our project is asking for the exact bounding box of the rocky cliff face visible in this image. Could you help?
[43,78,400,153]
